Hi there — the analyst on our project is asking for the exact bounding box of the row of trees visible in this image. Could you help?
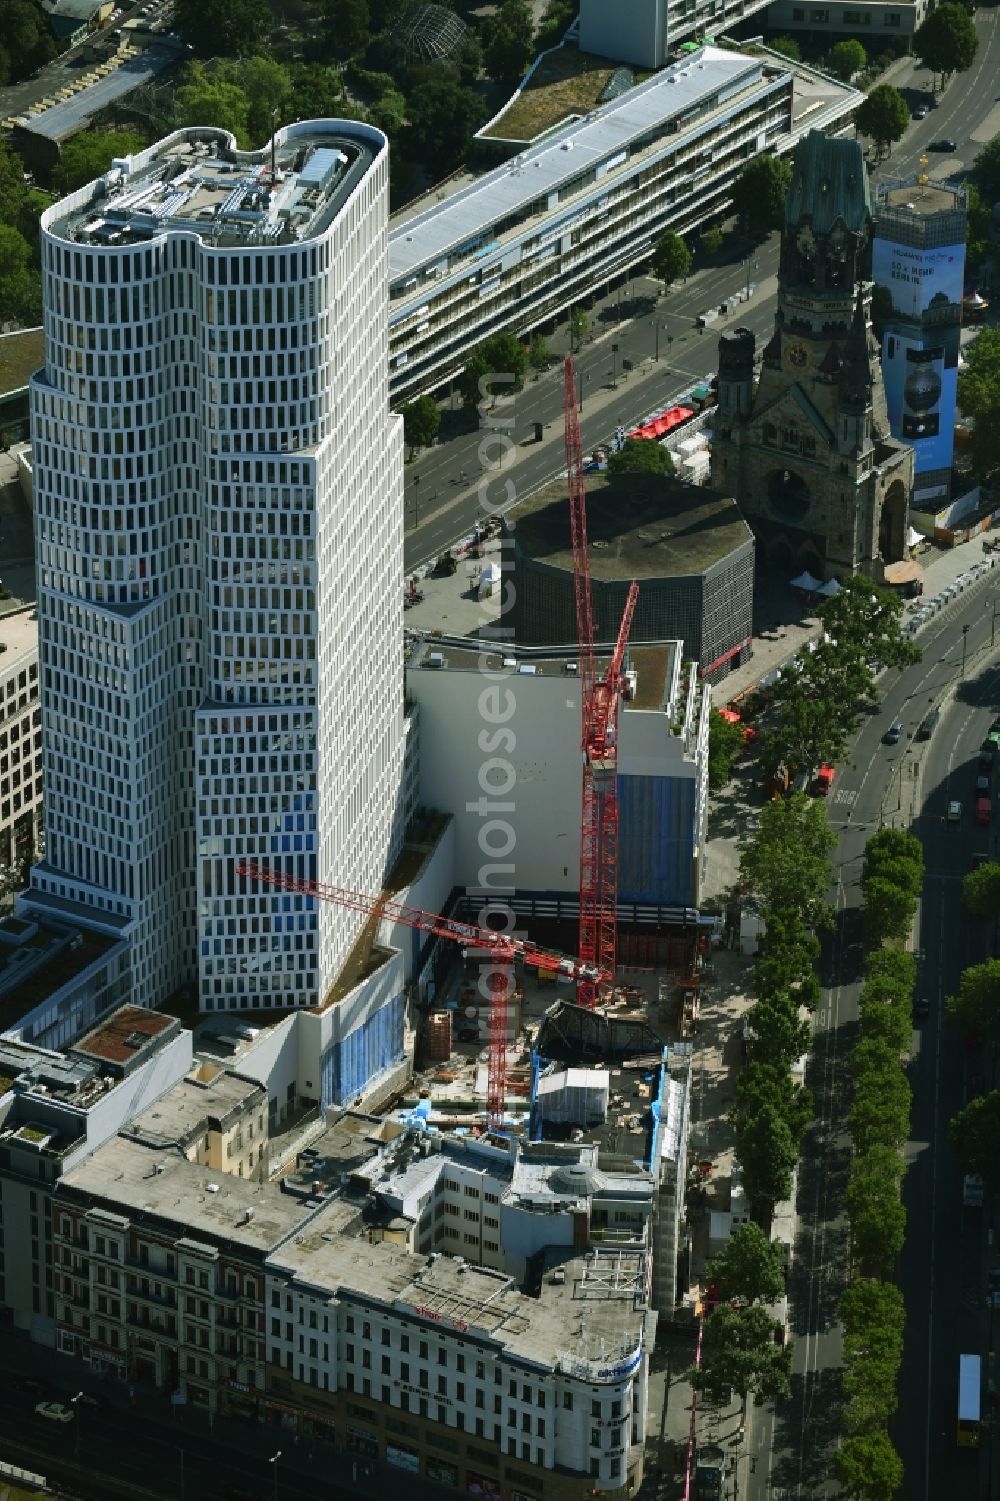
[758,579,919,783]
[836,827,923,1500]
[945,860,1000,1188]
[734,795,835,1224]
[691,1223,792,1414]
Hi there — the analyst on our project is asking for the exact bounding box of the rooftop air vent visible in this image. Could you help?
[206,1182,220,1193]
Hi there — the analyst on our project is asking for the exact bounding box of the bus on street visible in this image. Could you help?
[957,1354,981,1448]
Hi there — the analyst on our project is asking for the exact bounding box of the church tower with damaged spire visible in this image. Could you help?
[710,130,913,581]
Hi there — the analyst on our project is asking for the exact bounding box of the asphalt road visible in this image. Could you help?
[403,5,1000,578]
[742,568,1000,1501]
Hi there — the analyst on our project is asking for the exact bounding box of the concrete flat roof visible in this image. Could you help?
[271,1212,647,1368]
[509,471,751,579]
[388,46,762,283]
[0,607,38,675]
[21,45,178,143]
[878,182,964,217]
[57,1134,317,1251]
[123,1068,264,1147]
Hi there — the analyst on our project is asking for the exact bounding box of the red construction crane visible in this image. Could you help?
[235,861,605,1130]
[563,355,639,1007]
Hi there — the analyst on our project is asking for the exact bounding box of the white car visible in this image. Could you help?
[947,800,962,823]
[34,1401,74,1423]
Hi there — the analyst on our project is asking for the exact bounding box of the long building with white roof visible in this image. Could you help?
[387,45,861,397]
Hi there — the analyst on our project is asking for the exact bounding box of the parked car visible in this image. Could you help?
[912,104,928,119]
[929,138,957,152]
[34,1401,74,1423]
[883,720,903,745]
[948,800,963,822]
[913,995,930,1021]
[976,774,991,795]
[976,796,992,827]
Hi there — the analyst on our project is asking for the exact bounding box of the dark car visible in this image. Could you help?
[913,996,930,1021]
[912,104,928,119]
[917,707,941,740]
[929,138,957,152]
[981,739,997,765]
[883,720,903,745]
[976,774,992,795]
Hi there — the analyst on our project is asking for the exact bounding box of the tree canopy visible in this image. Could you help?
[483,0,534,87]
[708,710,745,791]
[914,2,978,84]
[0,0,57,86]
[835,1431,904,1501]
[958,326,1000,479]
[400,394,441,455]
[769,35,800,60]
[707,1223,786,1307]
[963,860,1000,920]
[174,0,271,56]
[693,1303,792,1412]
[828,38,867,80]
[971,136,1000,207]
[945,959,1000,1044]
[652,230,692,287]
[606,438,674,476]
[855,84,910,161]
[739,792,836,928]
[407,78,486,176]
[730,155,792,238]
[949,1091,1000,1188]
[54,130,146,195]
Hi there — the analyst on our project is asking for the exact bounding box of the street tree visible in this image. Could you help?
[481,331,529,389]
[606,439,674,476]
[958,325,1000,479]
[914,2,978,87]
[733,1104,798,1223]
[846,1146,906,1277]
[836,1432,904,1501]
[484,0,534,86]
[706,1222,786,1306]
[400,394,441,457]
[458,351,491,411]
[699,226,724,257]
[965,182,994,268]
[828,38,867,79]
[858,985,911,1054]
[963,860,1000,919]
[739,791,836,928]
[768,35,800,60]
[174,0,270,55]
[949,1091,1000,1188]
[862,874,917,945]
[651,230,692,288]
[730,155,793,238]
[735,1061,814,1146]
[747,993,811,1072]
[693,1303,792,1413]
[972,136,1000,207]
[54,130,147,195]
[842,1276,905,1353]
[528,334,552,371]
[708,710,745,791]
[820,576,919,671]
[753,915,822,1010]
[946,959,1000,1043]
[866,947,917,991]
[850,1070,912,1152]
[855,84,910,160]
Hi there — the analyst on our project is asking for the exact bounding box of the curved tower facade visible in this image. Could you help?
[28,122,404,1010]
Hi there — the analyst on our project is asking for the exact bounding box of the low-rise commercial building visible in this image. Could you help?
[765,0,929,40]
[388,45,861,398]
[504,470,754,683]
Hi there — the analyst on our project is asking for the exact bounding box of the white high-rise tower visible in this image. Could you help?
[27,122,404,1011]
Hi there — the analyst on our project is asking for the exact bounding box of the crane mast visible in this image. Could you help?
[563,356,638,1006]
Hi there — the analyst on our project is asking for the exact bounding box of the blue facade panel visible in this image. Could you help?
[617,774,695,906]
[324,992,405,1107]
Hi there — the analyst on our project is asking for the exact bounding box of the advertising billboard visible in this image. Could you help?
[871,237,965,320]
[881,329,958,476]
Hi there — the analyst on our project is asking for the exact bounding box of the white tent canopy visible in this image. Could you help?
[906,526,923,548]
[817,578,841,597]
[790,570,822,591]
